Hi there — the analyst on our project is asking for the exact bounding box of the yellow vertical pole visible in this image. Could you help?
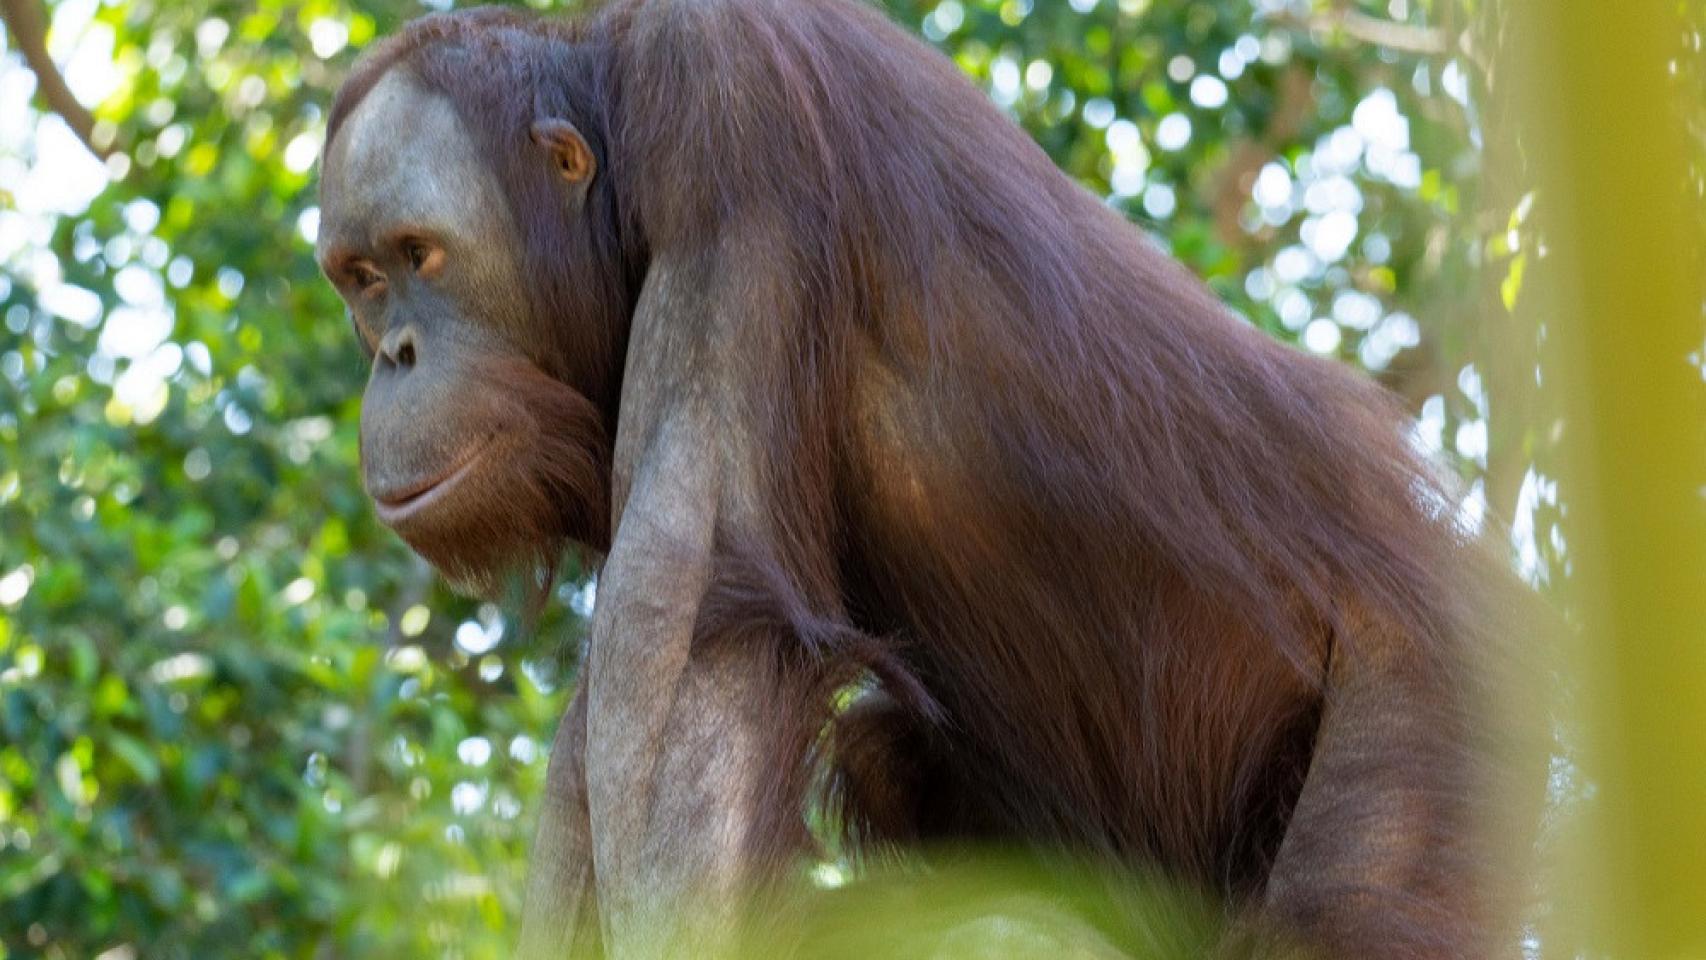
[1508,0,1706,954]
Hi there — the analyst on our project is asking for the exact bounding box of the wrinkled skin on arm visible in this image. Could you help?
[580,245,757,957]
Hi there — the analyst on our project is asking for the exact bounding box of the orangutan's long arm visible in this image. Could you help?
[555,233,808,960]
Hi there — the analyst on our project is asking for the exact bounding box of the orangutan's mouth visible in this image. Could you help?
[372,435,499,526]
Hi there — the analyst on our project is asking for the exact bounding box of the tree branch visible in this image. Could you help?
[0,0,112,159]
[1315,9,1452,56]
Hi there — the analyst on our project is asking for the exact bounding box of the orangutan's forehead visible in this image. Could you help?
[317,69,515,257]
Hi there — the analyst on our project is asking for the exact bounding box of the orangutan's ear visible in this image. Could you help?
[529,118,596,186]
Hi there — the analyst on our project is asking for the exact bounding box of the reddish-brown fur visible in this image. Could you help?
[328,2,1518,956]
[369,356,611,589]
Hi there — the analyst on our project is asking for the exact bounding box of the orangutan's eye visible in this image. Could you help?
[348,261,386,293]
[402,239,444,278]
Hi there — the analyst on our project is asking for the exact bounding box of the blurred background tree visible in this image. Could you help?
[0,0,1698,958]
